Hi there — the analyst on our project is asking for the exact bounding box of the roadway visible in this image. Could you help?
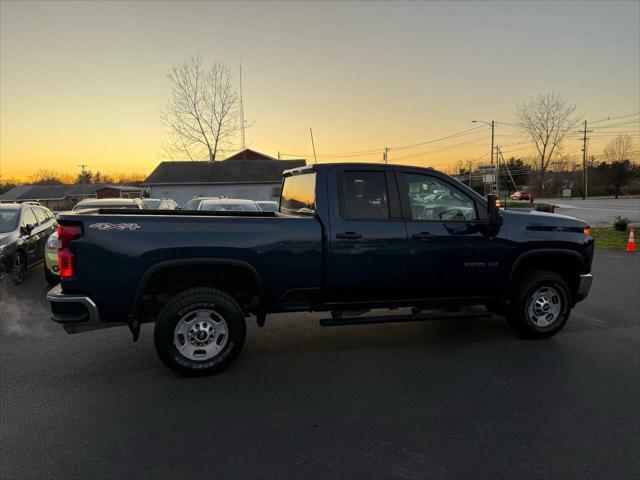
[537,196,639,226]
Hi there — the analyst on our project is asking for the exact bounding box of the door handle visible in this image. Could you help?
[336,232,362,240]
[412,232,434,240]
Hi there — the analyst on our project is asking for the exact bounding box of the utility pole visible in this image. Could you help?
[490,120,495,165]
[498,147,519,192]
[495,145,500,197]
[471,119,495,164]
[582,120,587,200]
[383,147,388,164]
[581,120,592,200]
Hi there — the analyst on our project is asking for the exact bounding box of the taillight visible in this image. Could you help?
[58,248,75,278]
[57,224,82,279]
[57,224,82,245]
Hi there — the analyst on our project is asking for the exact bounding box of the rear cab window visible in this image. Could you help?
[280,172,316,216]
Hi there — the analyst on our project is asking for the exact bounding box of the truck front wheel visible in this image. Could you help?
[506,270,572,338]
[154,288,246,376]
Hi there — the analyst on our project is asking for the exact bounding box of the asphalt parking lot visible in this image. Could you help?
[1,251,639,480]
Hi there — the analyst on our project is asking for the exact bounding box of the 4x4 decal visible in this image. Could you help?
[89,223,140,231]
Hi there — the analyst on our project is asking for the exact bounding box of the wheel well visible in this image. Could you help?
[137,264,262,318]
[511,253,582,303]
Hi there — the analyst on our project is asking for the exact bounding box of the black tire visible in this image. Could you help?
[506,270,572,338]
[44,266,59,286]
[154,287,246,376]
[12,253,26,285]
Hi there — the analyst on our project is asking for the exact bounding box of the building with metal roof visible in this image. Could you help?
[144,148,306,206]
[0,183,144,211]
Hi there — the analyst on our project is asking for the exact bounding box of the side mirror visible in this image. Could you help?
[20,223,35,236]
[487,194,503,228]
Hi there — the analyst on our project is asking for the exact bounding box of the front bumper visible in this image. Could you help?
[576,273,593,302]
[47,284,100,325]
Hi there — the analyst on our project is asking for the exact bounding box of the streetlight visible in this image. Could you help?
[471,120,495,165]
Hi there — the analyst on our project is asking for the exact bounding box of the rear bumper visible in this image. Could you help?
[47,284,100,325]
[576,273,593,302]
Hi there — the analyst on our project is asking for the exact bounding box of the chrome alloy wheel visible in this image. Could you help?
[173,309,229,361]
[527,286,562,328]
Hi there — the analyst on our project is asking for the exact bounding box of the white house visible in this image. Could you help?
[144,149,306,206]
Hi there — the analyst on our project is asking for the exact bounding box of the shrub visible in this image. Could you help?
[613,216,629,232]
[536,203,555,213]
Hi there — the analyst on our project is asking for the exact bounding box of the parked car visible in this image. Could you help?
[73,198,145,211]
[510,191,531,201]
[43,197,145,285]
[143,198,179,210]
[44,231,60,285]
[182,196,224,210]
[198,198,260,212]
[0,202,57,284]
[255,200,279,212]
[48,163,594,376]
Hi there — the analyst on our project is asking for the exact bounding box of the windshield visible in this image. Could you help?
[143,199,162,209]
[182,198,202,210]
[256,201,279,212]
[73,204,140,211]
[199,202,259,212]
[0,209,20,233]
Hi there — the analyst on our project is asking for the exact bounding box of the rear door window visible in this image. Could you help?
[340,171,389,220]
[33,208,48,224]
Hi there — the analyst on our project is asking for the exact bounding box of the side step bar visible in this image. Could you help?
[319,308,491,327]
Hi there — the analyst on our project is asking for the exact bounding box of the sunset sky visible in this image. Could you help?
[1,0,639,181]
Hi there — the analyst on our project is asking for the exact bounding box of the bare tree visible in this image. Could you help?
[29,169,65,185]
[161,57,240,161]
[515,93,581,194]
[600,135,638,198]
[603,134,634,163]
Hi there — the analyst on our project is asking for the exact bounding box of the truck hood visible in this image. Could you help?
[501,209,589,229]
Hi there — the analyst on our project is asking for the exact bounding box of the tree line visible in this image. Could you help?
[0,169,147,195]
[456,132,639,199]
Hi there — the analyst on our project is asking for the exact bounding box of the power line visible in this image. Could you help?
[279,125,487,159]
[588,111,640,125]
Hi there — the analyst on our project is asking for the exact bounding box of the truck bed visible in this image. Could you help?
[57,210,323,323]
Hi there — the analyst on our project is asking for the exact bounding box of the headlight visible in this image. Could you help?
[0,245,5,256]
[46,235,60,251]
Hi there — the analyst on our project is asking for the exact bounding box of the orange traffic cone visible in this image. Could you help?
[627,228,636,252]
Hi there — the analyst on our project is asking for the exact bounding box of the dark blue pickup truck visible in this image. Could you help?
[48,163,594,376]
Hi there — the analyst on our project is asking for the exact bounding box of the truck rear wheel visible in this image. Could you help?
[506,270,572,338]
[154,288,246,376]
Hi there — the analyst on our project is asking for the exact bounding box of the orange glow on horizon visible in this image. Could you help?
[1,1,638,183]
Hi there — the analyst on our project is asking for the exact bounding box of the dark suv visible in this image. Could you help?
[0,202,57,284]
